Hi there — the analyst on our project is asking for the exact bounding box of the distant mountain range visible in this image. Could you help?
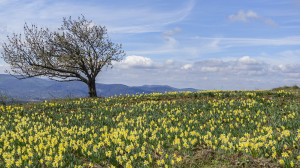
[0,74,198,102]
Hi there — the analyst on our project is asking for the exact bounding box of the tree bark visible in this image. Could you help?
[88,79,97,97]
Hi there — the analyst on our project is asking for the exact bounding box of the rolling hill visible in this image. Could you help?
[0,74,197,102]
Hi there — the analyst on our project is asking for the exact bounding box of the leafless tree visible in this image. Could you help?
[1,15,125,97]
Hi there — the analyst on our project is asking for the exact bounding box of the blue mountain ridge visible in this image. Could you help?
[0,74,198,102]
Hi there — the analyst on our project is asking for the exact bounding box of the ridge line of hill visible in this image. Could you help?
[0,74,198,102]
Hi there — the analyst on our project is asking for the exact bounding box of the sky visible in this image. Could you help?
[0,0,300,90]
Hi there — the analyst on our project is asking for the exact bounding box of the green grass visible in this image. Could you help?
[0,89,299,167]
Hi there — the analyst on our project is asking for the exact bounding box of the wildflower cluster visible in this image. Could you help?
[0,90,298,167]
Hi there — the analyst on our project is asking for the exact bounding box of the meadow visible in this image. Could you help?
[0,89,299,167]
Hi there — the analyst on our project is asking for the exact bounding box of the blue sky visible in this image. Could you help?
[0,0,300,90]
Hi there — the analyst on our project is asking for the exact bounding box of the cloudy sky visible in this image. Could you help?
[0,0,300,90]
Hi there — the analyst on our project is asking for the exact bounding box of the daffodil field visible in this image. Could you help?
[0,90,299,167]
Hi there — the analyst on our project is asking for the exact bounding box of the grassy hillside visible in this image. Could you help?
[0,90,299,167]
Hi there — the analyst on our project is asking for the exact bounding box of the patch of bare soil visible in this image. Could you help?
[179,146,280,168]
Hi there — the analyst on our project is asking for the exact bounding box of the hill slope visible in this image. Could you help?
[0,90,298,167]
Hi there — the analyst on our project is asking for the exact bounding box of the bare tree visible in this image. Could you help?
[1,16,125,97]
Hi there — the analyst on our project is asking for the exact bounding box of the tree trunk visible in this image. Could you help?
[87,79,97,97]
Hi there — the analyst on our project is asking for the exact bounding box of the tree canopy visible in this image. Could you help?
[1,16,125,97]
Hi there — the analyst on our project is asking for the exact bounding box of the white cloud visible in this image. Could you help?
[162,27,182,50]
[163,36,178,49]
[129,27,183,55]
[184,56,268,76]
[2,52,299,90]
[238,56,256,64]
[278,64,286,71]
[163,27,181,36]
[165,59,174,64]
[257,50,300,66]
[181,64,193,70]
[129,35,223,58]
[279,50,300,57]
[100,56,279,90]
[116,55,154,68]
[130,35,300,61]
[200,67,218,72]
[0,0,195,34]
[109,25,160,34]
[228,10,277,27]
[229,10,259,23]
[195,36,300,47]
